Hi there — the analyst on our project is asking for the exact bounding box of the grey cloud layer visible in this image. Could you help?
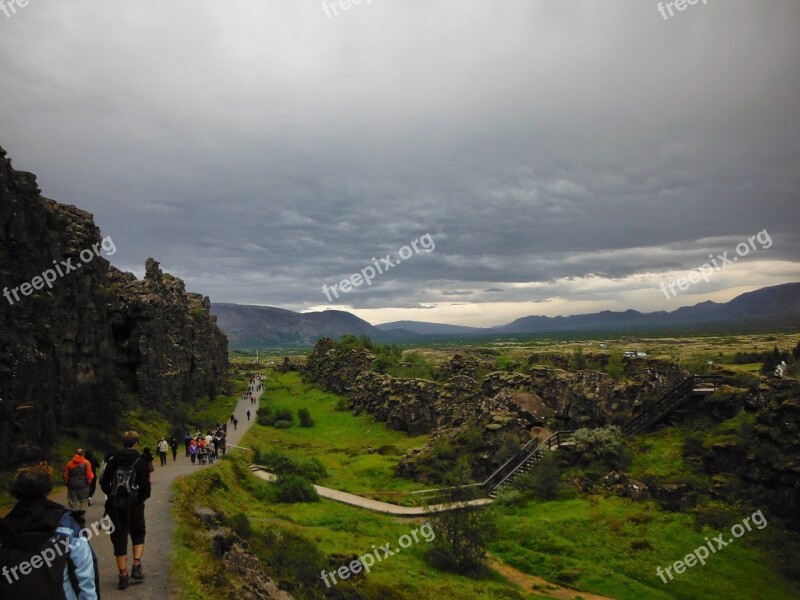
[1,0,798,318]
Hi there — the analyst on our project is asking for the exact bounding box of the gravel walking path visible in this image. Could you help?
[49,388,260,599]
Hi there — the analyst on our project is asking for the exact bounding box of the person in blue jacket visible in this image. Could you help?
[0,462,99,599]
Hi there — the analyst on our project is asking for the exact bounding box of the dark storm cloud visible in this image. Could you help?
[1,0,798,324]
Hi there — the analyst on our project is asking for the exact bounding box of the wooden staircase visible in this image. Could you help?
[483,375,720,498]
[620,375,721,435]
[484,430,575,497]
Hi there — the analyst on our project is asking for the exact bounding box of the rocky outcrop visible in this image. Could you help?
[0,145,228,463]
[302,338,374,394]
[702,378,800,528]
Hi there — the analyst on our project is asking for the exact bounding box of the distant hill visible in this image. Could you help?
[213,283,800,348]
[211,303,388,348]
[496,283,800,333]
[375,321,487,336]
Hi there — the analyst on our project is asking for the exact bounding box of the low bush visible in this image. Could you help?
[273,420,292,429]
[275,474,319,503]
[226,512,252,539]
[255,449,328,482]
[297,408,314,427]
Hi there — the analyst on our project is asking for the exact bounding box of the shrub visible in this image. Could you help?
[425,505,497,577]
[273,420,292,429]
[257,407,294,427]
[260,527,327,593]
[273,408,293,422]
[513,452,561,500]
[256,449,328,482]
[572,426,631,470]
[226,512,252,539]
[275,474,319,503]
[298,408,314,427]
[335,398,348,411]
[494,488,525,506]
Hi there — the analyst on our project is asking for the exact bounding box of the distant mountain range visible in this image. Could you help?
[212,283,800,348]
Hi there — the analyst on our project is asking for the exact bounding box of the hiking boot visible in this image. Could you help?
[131,563,144,580]
[118,574,129,590]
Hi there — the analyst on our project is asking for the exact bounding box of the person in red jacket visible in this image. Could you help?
[63,448,94,511]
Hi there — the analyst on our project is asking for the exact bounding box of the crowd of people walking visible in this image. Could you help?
[0,372,264,598]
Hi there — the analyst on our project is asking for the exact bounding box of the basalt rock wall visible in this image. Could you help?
[0,145,228,462]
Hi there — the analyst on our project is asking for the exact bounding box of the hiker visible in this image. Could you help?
[189,439,198,464]
[141,447,155,480]
[85,449,101,507]
[157,437,168,466]
[247,409,251,421]
[170,437,179,461]
[233,417,238,430]
[64,448,94,511]
[184,431,192,456]
[100,431,152,590]
[0,462,100,599]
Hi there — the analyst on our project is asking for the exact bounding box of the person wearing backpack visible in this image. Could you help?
[100,431,151,590]
[63,449,94,511]
[0,462,99,599]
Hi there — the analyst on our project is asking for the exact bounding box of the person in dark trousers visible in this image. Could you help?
[64,448,94,511]
[142,447,155,474]
[84,449,101,507]
[184,432,192,457]
[233,417,238,430]
[170,437,179,461]
[0,462,99,599]
[101,431,152,590]
[157,437,168,466]
[246,410,251,421]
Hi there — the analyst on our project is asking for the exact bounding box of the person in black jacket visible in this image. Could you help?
[85,449,101,506]
[100,431,152,590]
[0,462,99,599]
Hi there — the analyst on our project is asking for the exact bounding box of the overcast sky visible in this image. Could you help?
[1,1,798,326]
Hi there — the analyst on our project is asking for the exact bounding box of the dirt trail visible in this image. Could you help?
[47,387,261,599]
[489,556,616,600]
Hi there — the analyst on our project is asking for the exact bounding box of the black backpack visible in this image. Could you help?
[108,456,141,510]
[0,511,82,599]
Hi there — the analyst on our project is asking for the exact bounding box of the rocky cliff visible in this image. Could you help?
[0,145,228,463]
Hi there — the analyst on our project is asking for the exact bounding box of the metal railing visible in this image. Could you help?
[482,430,575,493]
[621,375,721,435]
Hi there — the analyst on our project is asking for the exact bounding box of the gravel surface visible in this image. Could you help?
[50,388,260,599]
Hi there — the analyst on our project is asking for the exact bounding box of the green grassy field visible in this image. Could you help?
[171,367,799,600]
[245,371,432,502]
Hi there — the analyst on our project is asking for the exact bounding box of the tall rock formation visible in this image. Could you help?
[0,145,228,463]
